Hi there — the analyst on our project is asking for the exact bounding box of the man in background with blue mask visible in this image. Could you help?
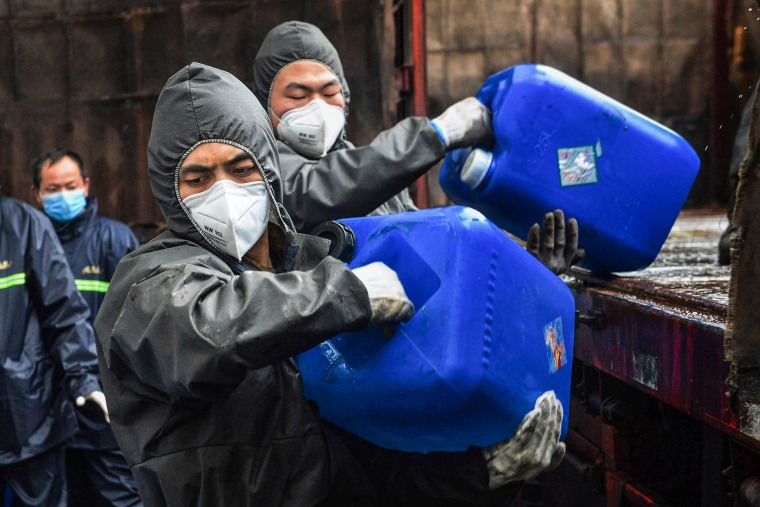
[31,150,141,507]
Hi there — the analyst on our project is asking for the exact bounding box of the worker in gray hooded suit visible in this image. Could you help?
[252,20,493,234]
[252,20,581,277]
[94,62,564,506]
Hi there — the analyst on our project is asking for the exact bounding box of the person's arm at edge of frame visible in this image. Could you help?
[26,211,102,409]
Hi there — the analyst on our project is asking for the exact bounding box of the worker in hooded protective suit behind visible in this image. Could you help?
[251,20,491,233]
[252,20,582,276]
[94,62,565,506]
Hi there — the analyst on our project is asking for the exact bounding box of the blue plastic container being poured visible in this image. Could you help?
[295,206,575,453]
[439,64,701,274]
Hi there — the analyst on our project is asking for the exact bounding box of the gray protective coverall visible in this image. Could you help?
[252,21,446,233]
[93,63,373,506]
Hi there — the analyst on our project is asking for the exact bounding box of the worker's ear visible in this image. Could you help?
[32,185,42,206]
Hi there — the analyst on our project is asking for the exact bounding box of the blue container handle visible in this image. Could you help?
[477,67,515,109]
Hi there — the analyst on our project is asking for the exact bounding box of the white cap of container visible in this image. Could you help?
[460,148,494,190]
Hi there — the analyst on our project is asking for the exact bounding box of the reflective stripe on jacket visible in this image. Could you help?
[0,196,100,463]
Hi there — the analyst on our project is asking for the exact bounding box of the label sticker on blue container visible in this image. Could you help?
[557,145,598,186]
[544,317,567,373]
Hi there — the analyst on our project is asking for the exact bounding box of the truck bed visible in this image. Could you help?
[566,210,749,447]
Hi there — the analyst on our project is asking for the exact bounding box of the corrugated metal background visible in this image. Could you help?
[1,0,755,223]
[0,0,394,225]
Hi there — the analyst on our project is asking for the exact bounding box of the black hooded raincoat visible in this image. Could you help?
[93,63,372,506]
[0,196,100,464]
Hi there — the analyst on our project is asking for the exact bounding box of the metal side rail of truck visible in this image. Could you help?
[538,210,760,507]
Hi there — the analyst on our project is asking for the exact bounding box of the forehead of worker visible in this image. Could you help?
[40,156,85,184]
[180,143,264,179]
[252,21,351,107]
[272,61,344,99]
[177,143,265,199]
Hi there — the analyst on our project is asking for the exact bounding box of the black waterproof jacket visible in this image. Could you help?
[94,63,372,506]
[0,196,101,464]
[53,198,138,328]
[51,198,138,450]
[252,21,446,233]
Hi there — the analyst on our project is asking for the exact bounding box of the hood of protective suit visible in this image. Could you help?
[252,21,351,112]
[148,62,292,257]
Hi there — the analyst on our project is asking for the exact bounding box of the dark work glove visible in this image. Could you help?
[526,209,585,275]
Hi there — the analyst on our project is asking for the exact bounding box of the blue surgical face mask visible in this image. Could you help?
[42,188,87,222]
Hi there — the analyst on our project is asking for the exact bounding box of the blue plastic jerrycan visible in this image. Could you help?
[295,206,575,453]
[439,64,700,274]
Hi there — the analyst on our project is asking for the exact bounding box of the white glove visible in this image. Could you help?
[430,97,493,150]
[76,390,110,424]
[352,262,415,325]
[482,390,565,489]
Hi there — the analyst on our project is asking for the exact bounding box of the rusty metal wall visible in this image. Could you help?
[4,1,747,222]
[0,0,392,225]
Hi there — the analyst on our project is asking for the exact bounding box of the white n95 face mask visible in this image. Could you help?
[182,179,271,261]
[275,99,345,159]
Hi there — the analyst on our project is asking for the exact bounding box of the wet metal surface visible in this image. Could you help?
[568,210,729,328]
[568,211,751,447]
[614,211,730,306]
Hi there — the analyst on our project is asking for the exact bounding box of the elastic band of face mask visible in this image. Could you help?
[274,99,345,159]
